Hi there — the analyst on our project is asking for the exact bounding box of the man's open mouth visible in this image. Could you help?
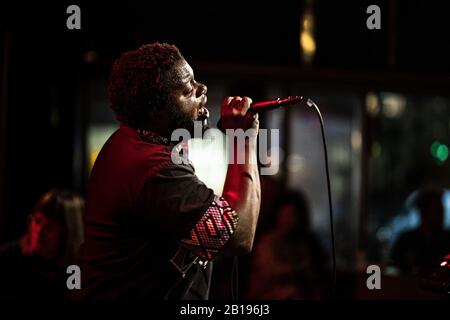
[197,106,209,120]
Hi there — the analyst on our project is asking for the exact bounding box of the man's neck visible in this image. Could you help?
[142,113,171,139]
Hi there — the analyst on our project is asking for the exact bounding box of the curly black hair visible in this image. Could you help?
[108,43,184,128]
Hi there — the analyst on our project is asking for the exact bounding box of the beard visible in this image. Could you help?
[167,102,209,138]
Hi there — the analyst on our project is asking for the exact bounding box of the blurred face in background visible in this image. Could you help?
[28,211,65,261]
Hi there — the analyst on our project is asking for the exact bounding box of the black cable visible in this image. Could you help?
[306,98,337,298]
[227,98,335,300]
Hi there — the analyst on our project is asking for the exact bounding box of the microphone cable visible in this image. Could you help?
[227,97,336,300]
[305,98,337,298]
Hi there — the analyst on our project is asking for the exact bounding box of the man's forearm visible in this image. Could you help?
[222,138,261,254]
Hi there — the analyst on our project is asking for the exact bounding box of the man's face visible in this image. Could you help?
[166,59,209,135]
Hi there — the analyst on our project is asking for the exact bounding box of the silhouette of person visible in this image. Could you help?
[391,187,450,275]
[247,190,327,299]
[0,189,84,299]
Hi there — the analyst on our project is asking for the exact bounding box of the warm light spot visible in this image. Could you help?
[381,93,406,118]
[189,137,228,195]
[87,125,119,172]
[351,130,362,151]
[83,50,98,63]
[300,31,316,53]
[89,148,101,171]
[366,92,380,116]
[299,9,316,64]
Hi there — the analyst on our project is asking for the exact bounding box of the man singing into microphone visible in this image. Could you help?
[76,43,261,299]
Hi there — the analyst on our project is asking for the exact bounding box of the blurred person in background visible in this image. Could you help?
[247,190,327,299]
[390,187,450,275]
[0,189,84,300]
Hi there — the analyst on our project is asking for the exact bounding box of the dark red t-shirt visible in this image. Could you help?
[76,124,236,299]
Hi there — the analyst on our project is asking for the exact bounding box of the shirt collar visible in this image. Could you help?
[136,128,171,145]
[120,124,171,146]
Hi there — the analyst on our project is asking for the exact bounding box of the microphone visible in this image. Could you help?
[216,96,313,132]
[249,96,306,112]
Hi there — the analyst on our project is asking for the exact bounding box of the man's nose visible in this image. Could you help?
[196,82,207,98]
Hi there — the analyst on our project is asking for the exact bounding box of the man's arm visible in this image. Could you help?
[220,96,261,256]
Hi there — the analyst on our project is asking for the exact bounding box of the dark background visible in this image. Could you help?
[1,0,449,299]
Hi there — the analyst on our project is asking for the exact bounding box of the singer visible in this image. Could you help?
[74,43,261,299]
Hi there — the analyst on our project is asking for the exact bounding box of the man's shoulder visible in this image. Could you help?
[94,125,177,171]
[106,125,173,155]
